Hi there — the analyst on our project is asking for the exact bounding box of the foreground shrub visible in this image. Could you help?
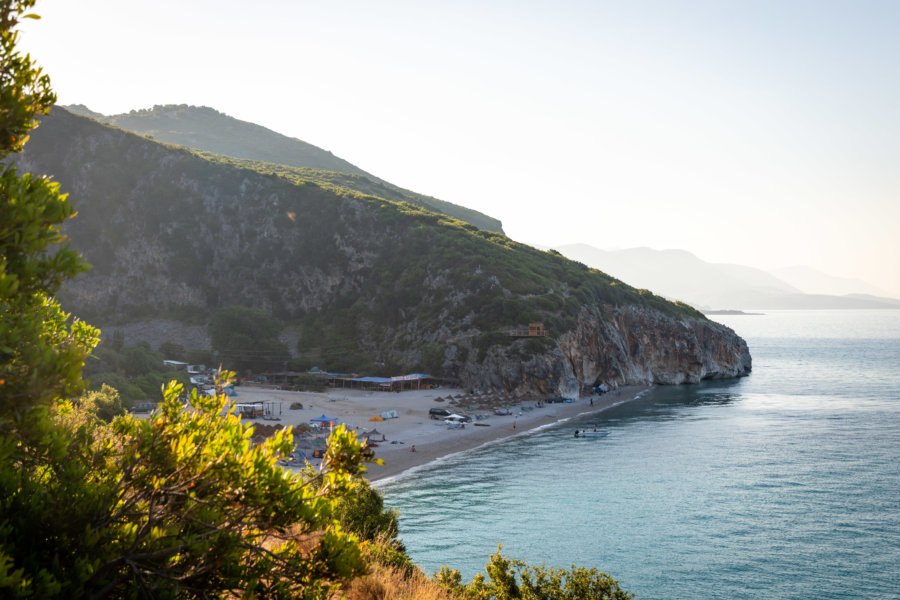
[436,545,635,600]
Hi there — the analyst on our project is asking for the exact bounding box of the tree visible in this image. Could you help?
[158,341,186,361]
[74,380,370,598]
[0,4,376,597]
[210,305,290,374]
[0,0,98,433]
[0,0,54,153]
[437,545,635,600]
[77,383,125,422]
[3,376,373,599]
[0,5,102,593]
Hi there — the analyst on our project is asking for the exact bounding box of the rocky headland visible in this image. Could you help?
[16,107,751,396]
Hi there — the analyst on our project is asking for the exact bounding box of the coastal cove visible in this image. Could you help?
[379,310,900,600]
[195,383,650,482]
[364,385,650,482]
[8,2,900,595]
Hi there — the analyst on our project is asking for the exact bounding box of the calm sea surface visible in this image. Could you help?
[380,310,900,599]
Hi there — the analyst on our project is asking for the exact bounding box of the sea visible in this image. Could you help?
[379,310,900,600]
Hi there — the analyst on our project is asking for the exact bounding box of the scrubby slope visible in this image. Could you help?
[17,108,751,393]
[65,104,505,233]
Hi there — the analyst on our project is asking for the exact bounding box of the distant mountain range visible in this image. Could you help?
[63,104,504,234]
[554,244,900,310]
[769,265,894,298]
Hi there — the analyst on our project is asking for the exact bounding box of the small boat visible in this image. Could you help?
[574,429,609,438]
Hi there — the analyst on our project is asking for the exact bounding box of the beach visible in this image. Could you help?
[226,383,650,482]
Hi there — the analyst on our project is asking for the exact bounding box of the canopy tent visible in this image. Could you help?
[337,373,433,392]
[352,376,392,384]
[309,414,338,427]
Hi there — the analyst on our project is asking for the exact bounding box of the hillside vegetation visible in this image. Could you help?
[17,107,746,394]
[64,103,505,234]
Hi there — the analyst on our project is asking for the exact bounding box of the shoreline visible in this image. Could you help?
[364,384,651,484]
[216,383,651,484]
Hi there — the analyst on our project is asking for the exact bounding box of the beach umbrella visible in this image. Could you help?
[366,428,386,441]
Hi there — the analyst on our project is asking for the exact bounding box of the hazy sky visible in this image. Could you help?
[20,0,900,296]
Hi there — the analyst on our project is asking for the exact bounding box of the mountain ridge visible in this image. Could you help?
[63,103,505,234]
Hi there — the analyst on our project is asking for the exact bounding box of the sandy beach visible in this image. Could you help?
[225,383,651,482]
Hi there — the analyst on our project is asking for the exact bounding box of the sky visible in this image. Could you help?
[19,0,900,296]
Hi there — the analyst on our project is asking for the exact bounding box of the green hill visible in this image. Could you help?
[64,103,505,234]
[16,107,750,393]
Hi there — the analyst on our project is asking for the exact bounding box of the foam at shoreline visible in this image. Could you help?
[229,382,650,484]
[369,385,651,486]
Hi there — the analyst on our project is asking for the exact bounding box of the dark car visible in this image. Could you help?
[429,407,453,419]
[129,402,156,413]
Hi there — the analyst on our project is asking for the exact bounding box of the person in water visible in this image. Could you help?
[574,429,580,437]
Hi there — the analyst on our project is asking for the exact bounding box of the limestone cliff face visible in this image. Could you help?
[460,305,751,394]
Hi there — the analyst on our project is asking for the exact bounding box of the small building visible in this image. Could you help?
[234,402,264,418]
[509,322,547,337]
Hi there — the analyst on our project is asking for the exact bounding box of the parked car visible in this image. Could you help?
[129,402,156,413]
[429,407,453,419]
[443,413,472,423]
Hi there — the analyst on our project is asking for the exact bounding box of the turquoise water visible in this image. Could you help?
[380,310,900,599]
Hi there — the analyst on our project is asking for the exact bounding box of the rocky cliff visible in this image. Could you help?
[15,107,751,395]
[468,305,750,394]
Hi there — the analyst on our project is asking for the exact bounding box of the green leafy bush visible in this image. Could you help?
[75,383,125,423]
[436,545,635,600]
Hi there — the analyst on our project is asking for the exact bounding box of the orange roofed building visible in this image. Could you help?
[509,322,547,337]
